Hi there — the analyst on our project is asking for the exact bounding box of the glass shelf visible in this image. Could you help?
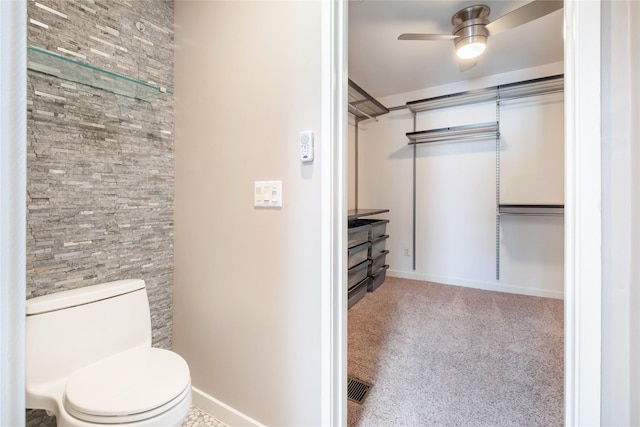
[27,46,173,101]
[406,121,499,145]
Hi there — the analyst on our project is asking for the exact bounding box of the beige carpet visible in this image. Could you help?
[347,277,564,427]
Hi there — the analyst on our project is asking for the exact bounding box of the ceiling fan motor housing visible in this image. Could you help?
[453,19,489,50]
[452,4,490,53]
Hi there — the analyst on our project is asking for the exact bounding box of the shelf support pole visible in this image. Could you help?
[495,92,501,280]
[412,111,417,270]
[354,119,359,211]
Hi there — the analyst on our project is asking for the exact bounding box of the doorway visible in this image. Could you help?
[333,0,603,425]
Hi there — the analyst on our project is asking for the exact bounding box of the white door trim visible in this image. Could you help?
[321,0,347,425]
[564,0,602,425]
[0,0,27,425]
[330,0,607,425]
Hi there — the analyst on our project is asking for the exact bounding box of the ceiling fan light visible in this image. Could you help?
[457,41,486,59]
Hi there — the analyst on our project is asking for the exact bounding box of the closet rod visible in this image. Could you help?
[406,121,499,145]
[497,89,564,103]
[388,104,408,112]
[407,74,563,113]
[499,204,565,215]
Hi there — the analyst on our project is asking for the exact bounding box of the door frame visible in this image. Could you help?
[320,0,347,425]
[563,0,602,424]
[0,0,27,425]
[323,0,604,425]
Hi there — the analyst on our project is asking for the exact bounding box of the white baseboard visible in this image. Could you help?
[387,269,564,300]
[191,386,265,427]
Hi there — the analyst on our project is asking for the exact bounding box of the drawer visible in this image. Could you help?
[347,221,370,249]
[369,250,389,275]
[348,277,369,309]
[349,218,389,240]
[348,242,370,269]
[369,219,389,239]
[368,264,389,292]
[369,235,389,258]
[348,259,370,289]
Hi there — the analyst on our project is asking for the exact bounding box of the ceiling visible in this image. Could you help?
[348,0,564,99]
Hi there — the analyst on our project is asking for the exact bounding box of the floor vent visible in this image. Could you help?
[347,377,372,404]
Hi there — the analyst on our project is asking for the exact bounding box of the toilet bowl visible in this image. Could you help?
[26,279,192,427]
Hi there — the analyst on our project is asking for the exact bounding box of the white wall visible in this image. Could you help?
[601,0,640,424]
[173,2,324,425]
[350,63,564,298]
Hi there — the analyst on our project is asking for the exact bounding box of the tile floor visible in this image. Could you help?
[182,405,229,427]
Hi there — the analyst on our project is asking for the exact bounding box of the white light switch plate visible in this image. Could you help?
[254,181,282,207]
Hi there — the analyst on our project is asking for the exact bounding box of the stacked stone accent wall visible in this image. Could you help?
[26,1,174,424]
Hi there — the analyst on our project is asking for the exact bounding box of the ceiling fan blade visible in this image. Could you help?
[398,33,458,41]
[486,0,563,36]
[459,59,477,72]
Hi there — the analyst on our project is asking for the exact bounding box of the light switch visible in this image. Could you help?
[254,181,282,207]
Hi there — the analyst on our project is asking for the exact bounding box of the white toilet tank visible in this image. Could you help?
[26,279,152,394]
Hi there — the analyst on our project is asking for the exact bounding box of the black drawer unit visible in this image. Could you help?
[347,212,390,307]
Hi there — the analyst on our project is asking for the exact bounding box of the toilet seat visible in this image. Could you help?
[63,347,191,424]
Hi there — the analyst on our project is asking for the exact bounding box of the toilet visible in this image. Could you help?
[26,279,192,427]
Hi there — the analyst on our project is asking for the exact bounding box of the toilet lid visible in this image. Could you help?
[64,347,190,423]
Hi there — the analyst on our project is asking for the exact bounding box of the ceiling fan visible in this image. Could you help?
[398,0,563,71]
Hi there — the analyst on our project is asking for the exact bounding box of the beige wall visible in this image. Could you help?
[174,1,324,425]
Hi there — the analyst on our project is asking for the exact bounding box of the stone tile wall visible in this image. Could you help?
[26,1,174,424]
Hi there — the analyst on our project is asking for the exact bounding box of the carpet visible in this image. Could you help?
[347,277,564,427]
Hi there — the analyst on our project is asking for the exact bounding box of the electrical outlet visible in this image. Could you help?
[404,248,410,257]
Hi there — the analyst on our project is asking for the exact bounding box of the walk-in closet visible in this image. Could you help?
[345,1,565,424]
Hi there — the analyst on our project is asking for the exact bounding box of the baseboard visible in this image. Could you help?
[191,386,265,427]
[387,269,564,300]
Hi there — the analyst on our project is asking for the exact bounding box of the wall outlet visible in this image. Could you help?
[404,248,410,257]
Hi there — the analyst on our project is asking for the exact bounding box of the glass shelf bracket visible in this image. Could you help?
[27,46,173,101]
